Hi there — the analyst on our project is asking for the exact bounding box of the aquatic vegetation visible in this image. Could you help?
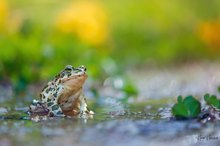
[172,96,201,119]
[172,93,220,121]
[204,94,220,110]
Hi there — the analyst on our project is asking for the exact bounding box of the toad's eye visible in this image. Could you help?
[79,65,86,71]
[65,68,71,71]
[65,68,72,72]
[65,65,73,71]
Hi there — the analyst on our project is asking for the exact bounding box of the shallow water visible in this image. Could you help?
[0,101,220,146]
[2,63,220,146]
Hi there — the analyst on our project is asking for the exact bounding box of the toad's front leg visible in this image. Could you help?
[47,101,65,117]
[79,96,94,118]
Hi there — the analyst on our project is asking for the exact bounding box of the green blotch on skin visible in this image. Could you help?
[67,72,71,77]
[56,111,63,115]
[47,102,54,107]
[47,98,52,102]
[45,87,52,93]
[61,73,65,78]
[52,105,59,111]
[53,92,58,97]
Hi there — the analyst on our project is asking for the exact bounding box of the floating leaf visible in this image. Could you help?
[172,96,188,118]
[172,95,201,119]
[204,93,220,109]
[177,95,183,102]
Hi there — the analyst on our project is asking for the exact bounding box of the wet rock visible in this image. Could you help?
[158,107,172,119]
[198,107,220,123]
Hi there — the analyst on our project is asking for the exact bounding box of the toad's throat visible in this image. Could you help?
[62,74,87,88]
[58,88,83,111]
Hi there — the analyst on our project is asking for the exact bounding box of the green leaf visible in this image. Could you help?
[172,102,188,118]
[177,96,183,102]
[204,93,210,101]
[172,95,201,119]
[183,96,201,117]
[204,93,220,109]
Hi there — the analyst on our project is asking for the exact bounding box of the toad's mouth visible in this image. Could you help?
[62,73,87,87]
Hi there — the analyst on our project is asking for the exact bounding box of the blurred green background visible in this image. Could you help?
[1,0,220,90]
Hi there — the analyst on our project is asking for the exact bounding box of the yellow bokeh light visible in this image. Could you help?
[198,20,220,51]
[55,1,109,46]
[0,0,9,31]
